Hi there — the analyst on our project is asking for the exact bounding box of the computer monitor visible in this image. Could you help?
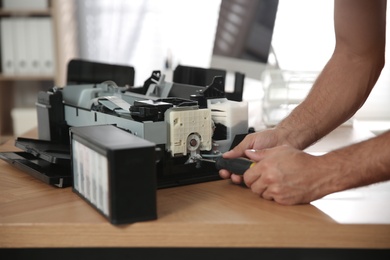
[211,0,279,79]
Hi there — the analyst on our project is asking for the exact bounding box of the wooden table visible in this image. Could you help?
[0,125,389,258]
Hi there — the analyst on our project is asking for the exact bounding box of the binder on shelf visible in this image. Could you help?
[38,18,55,76]
[0,18,15,75]
[26,18,42,75]
[14,18,30,75]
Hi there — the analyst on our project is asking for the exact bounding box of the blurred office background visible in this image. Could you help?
[0,0,389,141]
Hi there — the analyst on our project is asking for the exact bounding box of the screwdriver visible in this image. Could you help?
[200,157,255,175]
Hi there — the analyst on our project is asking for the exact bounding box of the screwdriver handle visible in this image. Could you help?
[215,157,255,175]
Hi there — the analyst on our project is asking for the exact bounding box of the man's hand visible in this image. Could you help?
[220,130,390,205]
[221,145,331,205]
[219,128,296,184]
[241,146,331,205]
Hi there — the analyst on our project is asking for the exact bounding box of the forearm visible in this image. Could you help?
[319,130,390,195]
[274,0,386,150]
[276,51,384,149]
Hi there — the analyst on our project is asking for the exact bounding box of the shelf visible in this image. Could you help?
[0,9,51,17]
[0,74,54,81]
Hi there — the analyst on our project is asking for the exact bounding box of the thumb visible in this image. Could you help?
[223,134,257,158]
[223,148,243,158]
[244,149,268,162]
[223,142,248,159]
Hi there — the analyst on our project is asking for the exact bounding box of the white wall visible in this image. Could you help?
[77,0,221,85]
[77,0,389,121]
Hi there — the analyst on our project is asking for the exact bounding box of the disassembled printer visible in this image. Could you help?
[0,61,250,224]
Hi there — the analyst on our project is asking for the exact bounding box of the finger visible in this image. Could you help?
[219,169,231,179]
[246,171,274,201]
[247,176,267,197]
[223,134,257,159]
[242,165,261,188]
[220,170,244,185]
[244,148,268,162]
[260,189,274,201]
[231,174,243,184]
[223,148,245,159]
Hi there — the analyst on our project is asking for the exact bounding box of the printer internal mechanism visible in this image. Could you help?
[0,60,250,224]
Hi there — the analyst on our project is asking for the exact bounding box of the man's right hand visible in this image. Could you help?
[219,128,291,183]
